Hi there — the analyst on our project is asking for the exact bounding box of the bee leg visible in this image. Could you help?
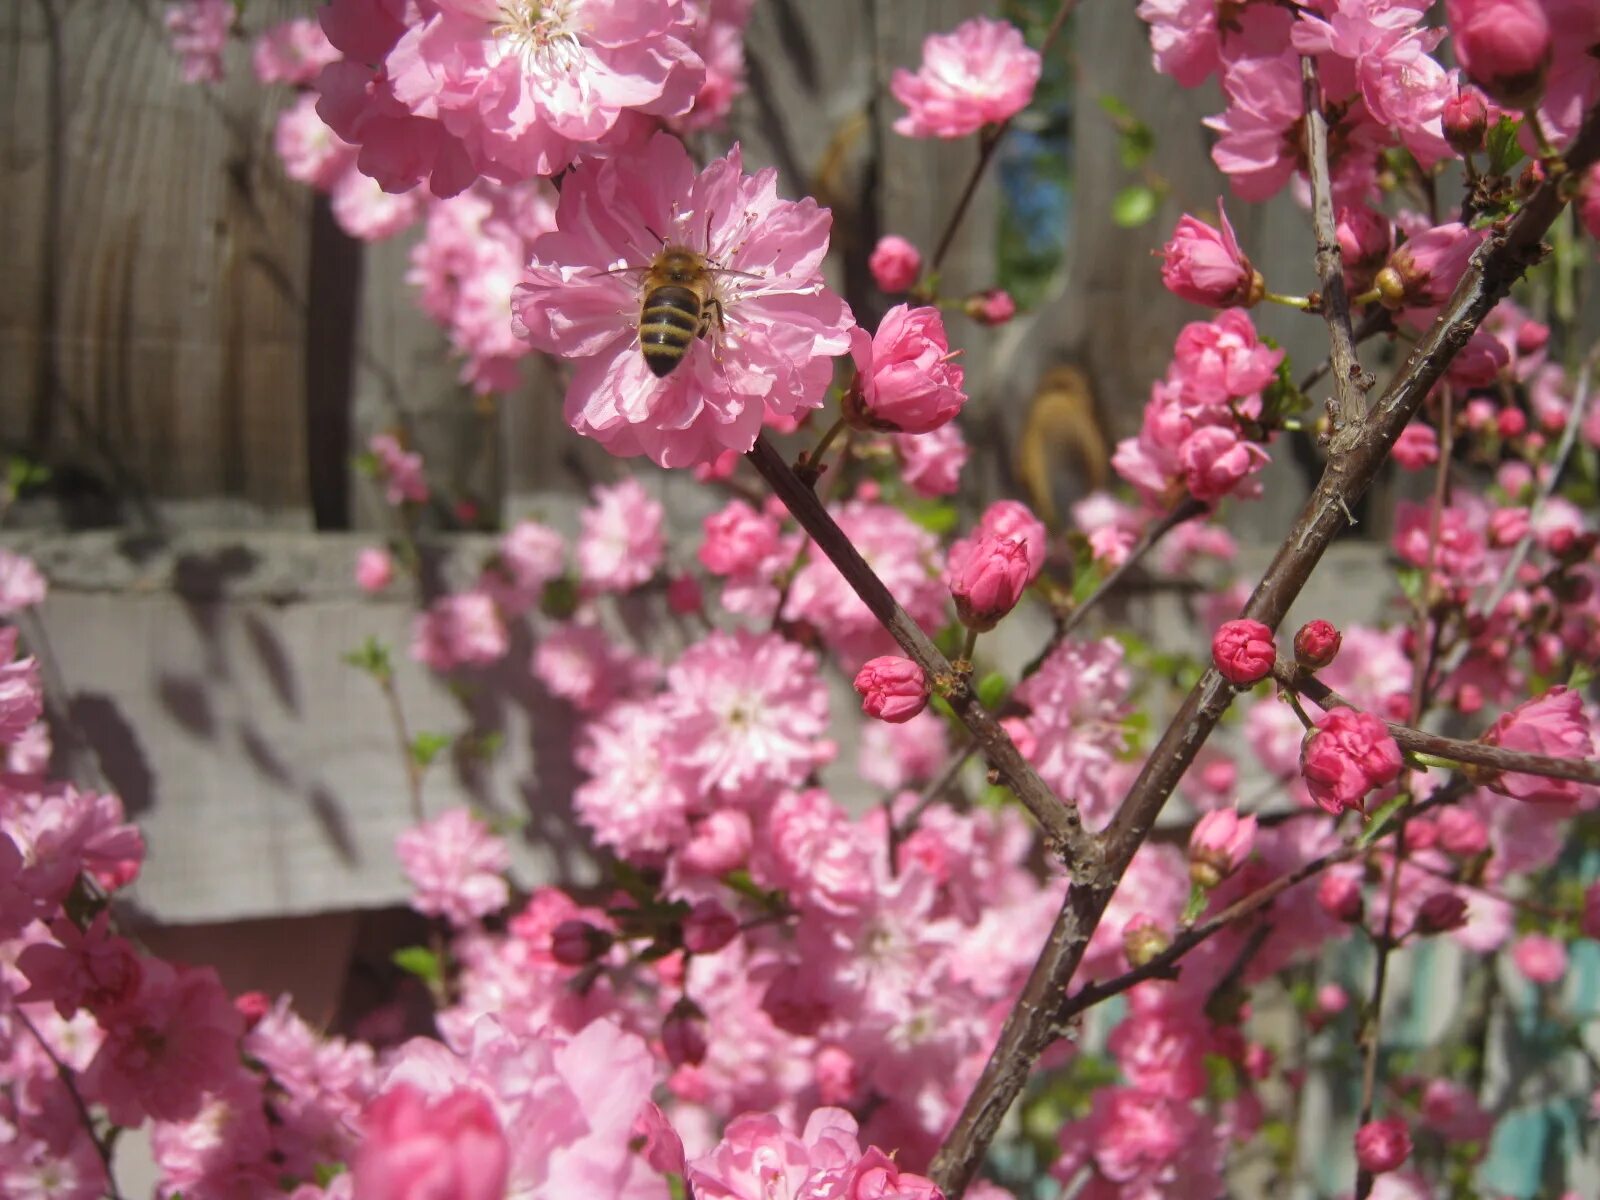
[699,298,726,339]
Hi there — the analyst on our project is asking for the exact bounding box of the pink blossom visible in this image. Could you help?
[1054,1084,1223,1197]
[1204,49,1305,201]
[891,17,1041,138]
[1481,686,1596,804]
[276,93,358,190]
[1338,204,1395,291]
[895,422,969,497]
[1318,866,1365,922]
[498,520,565,602]
[578,478,664,593]
[165,0,234,84]
[1381,224,1487,315]
[1443,87,1491,153]
[1293,620,1342,671]
[1300,707,1404,815]
[1160,200,1262,308]
[683,899,739,954]
[1136,0,1223,87]
[1189,807,1257,887]
[965,288,1018,326]
[674,0,755,132]
[331,167,425,241]
[1413,890,1470,935]
[0,549,47,613]
[948,533,1031,631]
[396,808,510,926]
[1014,637,1133,829]
[352,1084,509,1200]
[16,911,142,1017]
[1392,422,1441,471]
[149,1073,275,1197]
[79,959,244,1126]
[514,134,854,468]
[1420,1078,1495,1143]
[1445,0,1553,108]
[532,622,657,715]
[356,547,395,593]
[574,699,699,860]
[1392,501,1492,589]
[1580,165,1600,241]
[253,17,339,86]
[700,498,784,578]
[1212,618,1276,687]
[869,235,923,293]
[1355,1116,1412,1175]
[1180,425,1270,501]
[859,708,950,793]
[411,591,508,671]
[0,629,43,745]
[1173,309,1283,401]
[1511,932,1569,983]
[845,305,967,434]
[854,656,930,724]
[369,433,428,506]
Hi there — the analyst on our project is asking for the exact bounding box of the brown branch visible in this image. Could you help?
[928,98,1600,1198]
[927,0,1080,273]
[746,436,1098,869]
[1274,662,1600,787]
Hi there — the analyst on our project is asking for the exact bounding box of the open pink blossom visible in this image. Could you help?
[411,591,508,671]
[578,478,664,593]
[1481,686,1597,804]
[1301,708,1404,815]
[1160,200,1263,308]
[891,17,1040,138]
[253,17,339,86]
[844,305,967,434]
[353,1084,509,1200]
[514,134,853,467]
[396,808,510,927]
[854,656,930,724]
[1137,0,1224,87]
[165,0,234,84]
[896,422,968,497]
[0,548,47,613]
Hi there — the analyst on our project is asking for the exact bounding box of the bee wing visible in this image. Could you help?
[590,264,649,279]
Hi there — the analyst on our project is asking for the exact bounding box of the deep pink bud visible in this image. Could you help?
[682,899,739,955]
[869,235,923,293]
[1511,932,1568,984]
[1445,0,1552,109]
[1160,199,1264,309]
[1355,1116,1412,1175]
[965,288,1016,326]
[234,990,272,1030]
[1317,869,1364,924]
[550,919,612,966]
[1211,619,1276,687]
[1497,407,1527,439]
[845,305,967,434]
[854,656,931,723]
[949,534,1031,631]
[662,1001,709,1068]
[1300,708,1404,815]
[1442,88,1489,155]
[354,1084,510,1200]
[1392,423,1440,471]
[1413,891,1469,936]
[666,575,702,615]
[1188,807,1257,888]
[1293,620,1342,671]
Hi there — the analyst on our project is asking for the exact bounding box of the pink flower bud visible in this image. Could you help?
[662,1002,708,1068]
[1211,619,1276,687]
[1317,869,1365,923]
[1337,205,1393,290]
[1497,406,1527,439]
[1442,88,1489,154]
[1435,806,1489,857]
[1391,423,1440,471]
[666,574,702,615]
[1188,807,1257,889]
[949,534,1031,631]
[354,1084,510,1200]
[1445,0,1552,109]
[1511,932,1568,984]
[356,547,395,593]
[1293,620,1342,671]
[844,305,968,434]
[550,919,612,966]
[234,990,272,1030]
[869,235,923,293]
[853,656,931,723]
[1160,200,1264,308]
[682,899,739,955]
[1355,1115,1412,1175]
[1300,708,1404,815]
[1385,224,1485,310]
[964,288,1016,326]
[1413,891,1469,936]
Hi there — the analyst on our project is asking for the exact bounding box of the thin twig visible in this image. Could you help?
[747,437,1098,868]
[377,670,425,824]
[889,737,978,857]
[927,0,1080,273]
[927,98,1600,1199]
[1296,310,1392,395]
[1274,662,1600,787]
[16,1008,127,1200]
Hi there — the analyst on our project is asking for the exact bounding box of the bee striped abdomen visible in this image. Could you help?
[640,285,705,378]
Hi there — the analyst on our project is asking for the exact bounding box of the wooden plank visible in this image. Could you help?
[0,0,314,524]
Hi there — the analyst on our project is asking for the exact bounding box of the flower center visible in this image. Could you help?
[495,0,584,73]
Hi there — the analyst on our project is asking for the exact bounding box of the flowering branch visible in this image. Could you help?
[16,1008,127,1200]
[928,98,1600,1197]
[746,435,1097,869]
[1272,661,1600,786]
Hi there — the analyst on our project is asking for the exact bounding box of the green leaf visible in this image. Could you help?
[341,636,391,681]
[1486,115,1524,176]
[314,1163,348,1188]
[391,945,441,984]
[541,576,580,620]
[1569,661,1595,691]
[410,731,452,768]
[905,501,959,535]
[1119,123,1155,170]
[1359,793,1412,847]
[1112,184,1158,228]
[976,671,1010,710]
[352,450,380,478]
[1097,93,1135,123]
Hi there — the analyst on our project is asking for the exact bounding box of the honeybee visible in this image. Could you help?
[638,244,727,378]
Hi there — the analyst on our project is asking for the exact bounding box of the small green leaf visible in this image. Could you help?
[352,450,381,478]
[342,636,392,681]
[392,945,442,984]
[1359,793,1412,847]
[1112,185,1158,228]
[1486,115,1524,176]
[1569,662,1595,691]
[410,731,452,768]
[541,576,580,620]
[1119,124,1155,170]
[1097,93,1135,123]
[976,671,1010,710]
[905,501,959,535]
